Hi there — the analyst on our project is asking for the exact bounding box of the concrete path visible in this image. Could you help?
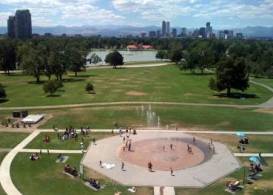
[0,101,261,111]
[0,130,40,195]
[234,153,273,157]
[86,63,170,69]
[20,149,86,154]
[38,128,273,135]
[251,80,273,108]
[0,63,170,75]
[154,186,175,195]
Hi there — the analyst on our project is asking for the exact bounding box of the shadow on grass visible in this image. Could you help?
[46,94,61,97]
[179,72,214,76]
[214,92,258,99]
[70,74,97,78]
[27,81,46,85]
[0,99,8,103]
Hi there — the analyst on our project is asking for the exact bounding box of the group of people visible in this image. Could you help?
[29,153,39,161]
[249,162,263,175]
[64,164,78,177]
[237,136,249,152]
[58,127,79,141]
[87,178,101,190]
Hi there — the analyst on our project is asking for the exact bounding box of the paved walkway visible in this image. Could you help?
[0,101,260,111]
[154,186,175,195]
[0,130,40,195]
[250,80,273,108]
[20,149,86,154]
[82,132,241,187]
[86,63,170,69]
[38,128,273,135]
[234,153,273,157]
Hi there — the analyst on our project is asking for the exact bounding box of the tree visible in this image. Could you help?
[85,82,95,94]
[90,53,102,64]
[20,44,44,83]
[65,47,86,77]
[156,50,167,61]
[43,80,59,96]
[169,49,183,64]
[105,51,124,69]
[0,83,6,98]
[48,51,65,81]
[0,40,17,74]
[212,57,249,97]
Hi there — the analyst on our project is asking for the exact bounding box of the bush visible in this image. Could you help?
[0,84,6,98]
[85,82,95,93]
[209,78,217,91]
[43,80,59,96]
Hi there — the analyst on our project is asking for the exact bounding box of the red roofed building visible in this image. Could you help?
[127,44,154,51]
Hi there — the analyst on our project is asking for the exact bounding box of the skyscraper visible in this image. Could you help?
[166,21,170,36]
[172,28,177,38]
[15,10,32,39]
[206,22,212,38]
[162,21,167,37]
[7,16,15,38]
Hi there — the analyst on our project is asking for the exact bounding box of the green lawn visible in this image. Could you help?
[11,154,153,195]
[195,134,273,153]
[0,152,7,195]
[253,78,273,88]
[176,158,273,195]
[0,132,29,148]
[39,105,273,131]
[0,65,271,107]
[26,132,113,150]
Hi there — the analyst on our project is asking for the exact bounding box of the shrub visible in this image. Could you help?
[43,80,59,96]
[85,82,95,93]
[0,83,6,98]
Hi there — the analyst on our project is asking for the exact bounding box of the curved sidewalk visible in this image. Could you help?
[0,131,40,195]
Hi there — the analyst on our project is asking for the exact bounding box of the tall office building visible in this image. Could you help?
[172,28,177,38]
[166,21,170,36]
[15,10,32,39]
[199,27,206,38]
[162,21,167,37]
[7,16,15,38]
[206,22,212,38]
[7,10,32,39]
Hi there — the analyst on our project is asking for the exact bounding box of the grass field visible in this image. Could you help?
[0,152,7,195]
[0,65,272,107]
[0,132,29,148]
[11,154,153,195]
[38,105,273,131]
[253,78,273,88]
[26,132,113,150]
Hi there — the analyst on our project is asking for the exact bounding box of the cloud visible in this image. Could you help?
[112,0,273,24]
[0,0,124,26]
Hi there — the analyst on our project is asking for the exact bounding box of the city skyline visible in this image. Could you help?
[0,0,273,28]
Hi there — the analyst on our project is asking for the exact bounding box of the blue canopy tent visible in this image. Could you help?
[235,131,246,138]
[249,156,261,165]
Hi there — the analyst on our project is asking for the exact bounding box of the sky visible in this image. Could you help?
[0,0,273,28]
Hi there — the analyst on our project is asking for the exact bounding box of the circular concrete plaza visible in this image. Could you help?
[82,131,240,187]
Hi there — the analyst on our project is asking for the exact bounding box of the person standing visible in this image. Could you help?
[121,162,125,171]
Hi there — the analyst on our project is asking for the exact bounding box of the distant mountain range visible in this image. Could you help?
[0,25,272,38]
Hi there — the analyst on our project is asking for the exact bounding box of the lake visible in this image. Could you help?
[86,50,159,65]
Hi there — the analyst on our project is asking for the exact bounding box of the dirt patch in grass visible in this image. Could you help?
[254,180,273,189]
[126,91,147,96]
[255,108,273,114]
